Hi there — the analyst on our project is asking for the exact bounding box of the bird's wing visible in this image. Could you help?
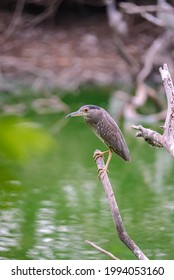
[99,111,130,161]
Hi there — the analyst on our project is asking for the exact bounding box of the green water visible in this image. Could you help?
[0,89,174,260]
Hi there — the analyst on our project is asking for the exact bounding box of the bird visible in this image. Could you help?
[66,105,130,175]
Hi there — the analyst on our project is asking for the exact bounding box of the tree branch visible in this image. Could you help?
[85,240,119,260]
[131,125,163,147]
[1,0,25,42]
[120,2,174,27]
[132,64,174,157]
[120,3,174,16]
[29,0,63,27]
[93,149,149,260]
[104,0,138,77]
[159,64,174,140]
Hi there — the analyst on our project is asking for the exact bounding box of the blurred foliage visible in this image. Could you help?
[0,116,54,162]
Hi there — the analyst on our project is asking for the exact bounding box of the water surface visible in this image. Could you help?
[0,91,174,260]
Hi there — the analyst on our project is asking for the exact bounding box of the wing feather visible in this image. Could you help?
[98,110,130,161]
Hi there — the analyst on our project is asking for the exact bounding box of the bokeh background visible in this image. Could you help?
[0,0,174,260]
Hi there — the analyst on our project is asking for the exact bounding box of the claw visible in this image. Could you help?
[98,167,108,180]
[94,149,113,179]
[93,151,105,161]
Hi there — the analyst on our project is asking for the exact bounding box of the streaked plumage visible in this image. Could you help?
[66,105,130,172]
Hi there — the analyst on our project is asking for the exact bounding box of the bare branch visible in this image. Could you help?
[132,64,174,158]
[159,64,174,140]
[137,35,164,83]
[104,0,128,35]
[104,0,138,76]
[94,150,149,260]
[85,240,119,260]
[120,3,174,16]
[131,125,163,147]
[140,12,164,27]
[120,2,174,27]
[137,31,173,83]
[2,0,25,42]
[29,0,63,27]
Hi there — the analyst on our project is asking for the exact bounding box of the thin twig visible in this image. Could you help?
[94,149,149,260]
[85,240,119,260]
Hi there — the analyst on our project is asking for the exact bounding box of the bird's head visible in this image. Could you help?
[66,105,102,122]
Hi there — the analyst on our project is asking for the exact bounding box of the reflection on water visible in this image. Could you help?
[0,208,21,254]
[0,109,174,260]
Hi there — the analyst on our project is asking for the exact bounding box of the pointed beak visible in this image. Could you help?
[65,110,83,118]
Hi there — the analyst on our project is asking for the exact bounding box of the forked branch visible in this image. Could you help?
[132,64,174,157]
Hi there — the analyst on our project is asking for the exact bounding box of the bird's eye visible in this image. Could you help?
[84,108,88,112]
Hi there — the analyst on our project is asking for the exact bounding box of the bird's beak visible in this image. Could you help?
[65,110,83,118]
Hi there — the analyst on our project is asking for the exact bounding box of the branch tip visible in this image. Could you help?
[85,240,119,260]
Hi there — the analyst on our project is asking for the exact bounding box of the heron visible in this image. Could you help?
[66,105,130,174]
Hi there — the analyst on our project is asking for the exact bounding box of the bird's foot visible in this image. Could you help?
[94,150,110,179]
[93,150,108,161]
[98,167,108,180]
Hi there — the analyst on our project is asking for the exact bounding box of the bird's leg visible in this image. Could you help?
[94,149,113,179]
[105,149,113,171]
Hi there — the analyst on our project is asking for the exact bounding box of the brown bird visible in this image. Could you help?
[66,105,130,173]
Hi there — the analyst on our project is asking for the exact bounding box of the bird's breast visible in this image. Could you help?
[85,119,104,143]
[91,120,107,145]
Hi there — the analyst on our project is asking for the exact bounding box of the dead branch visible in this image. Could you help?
[132,64,174,157]
[1,0,25,42]
[104,0,138,77]
[132,124,163,147]
[120,2,174,28]
[85,240,119,260]
[104,0,128,35]
[137,30,174,83]
[93,149,149,260]
[160,64,174,140]
[29,0,63,27]
[120,3,174,16]
[140,12,164,27]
